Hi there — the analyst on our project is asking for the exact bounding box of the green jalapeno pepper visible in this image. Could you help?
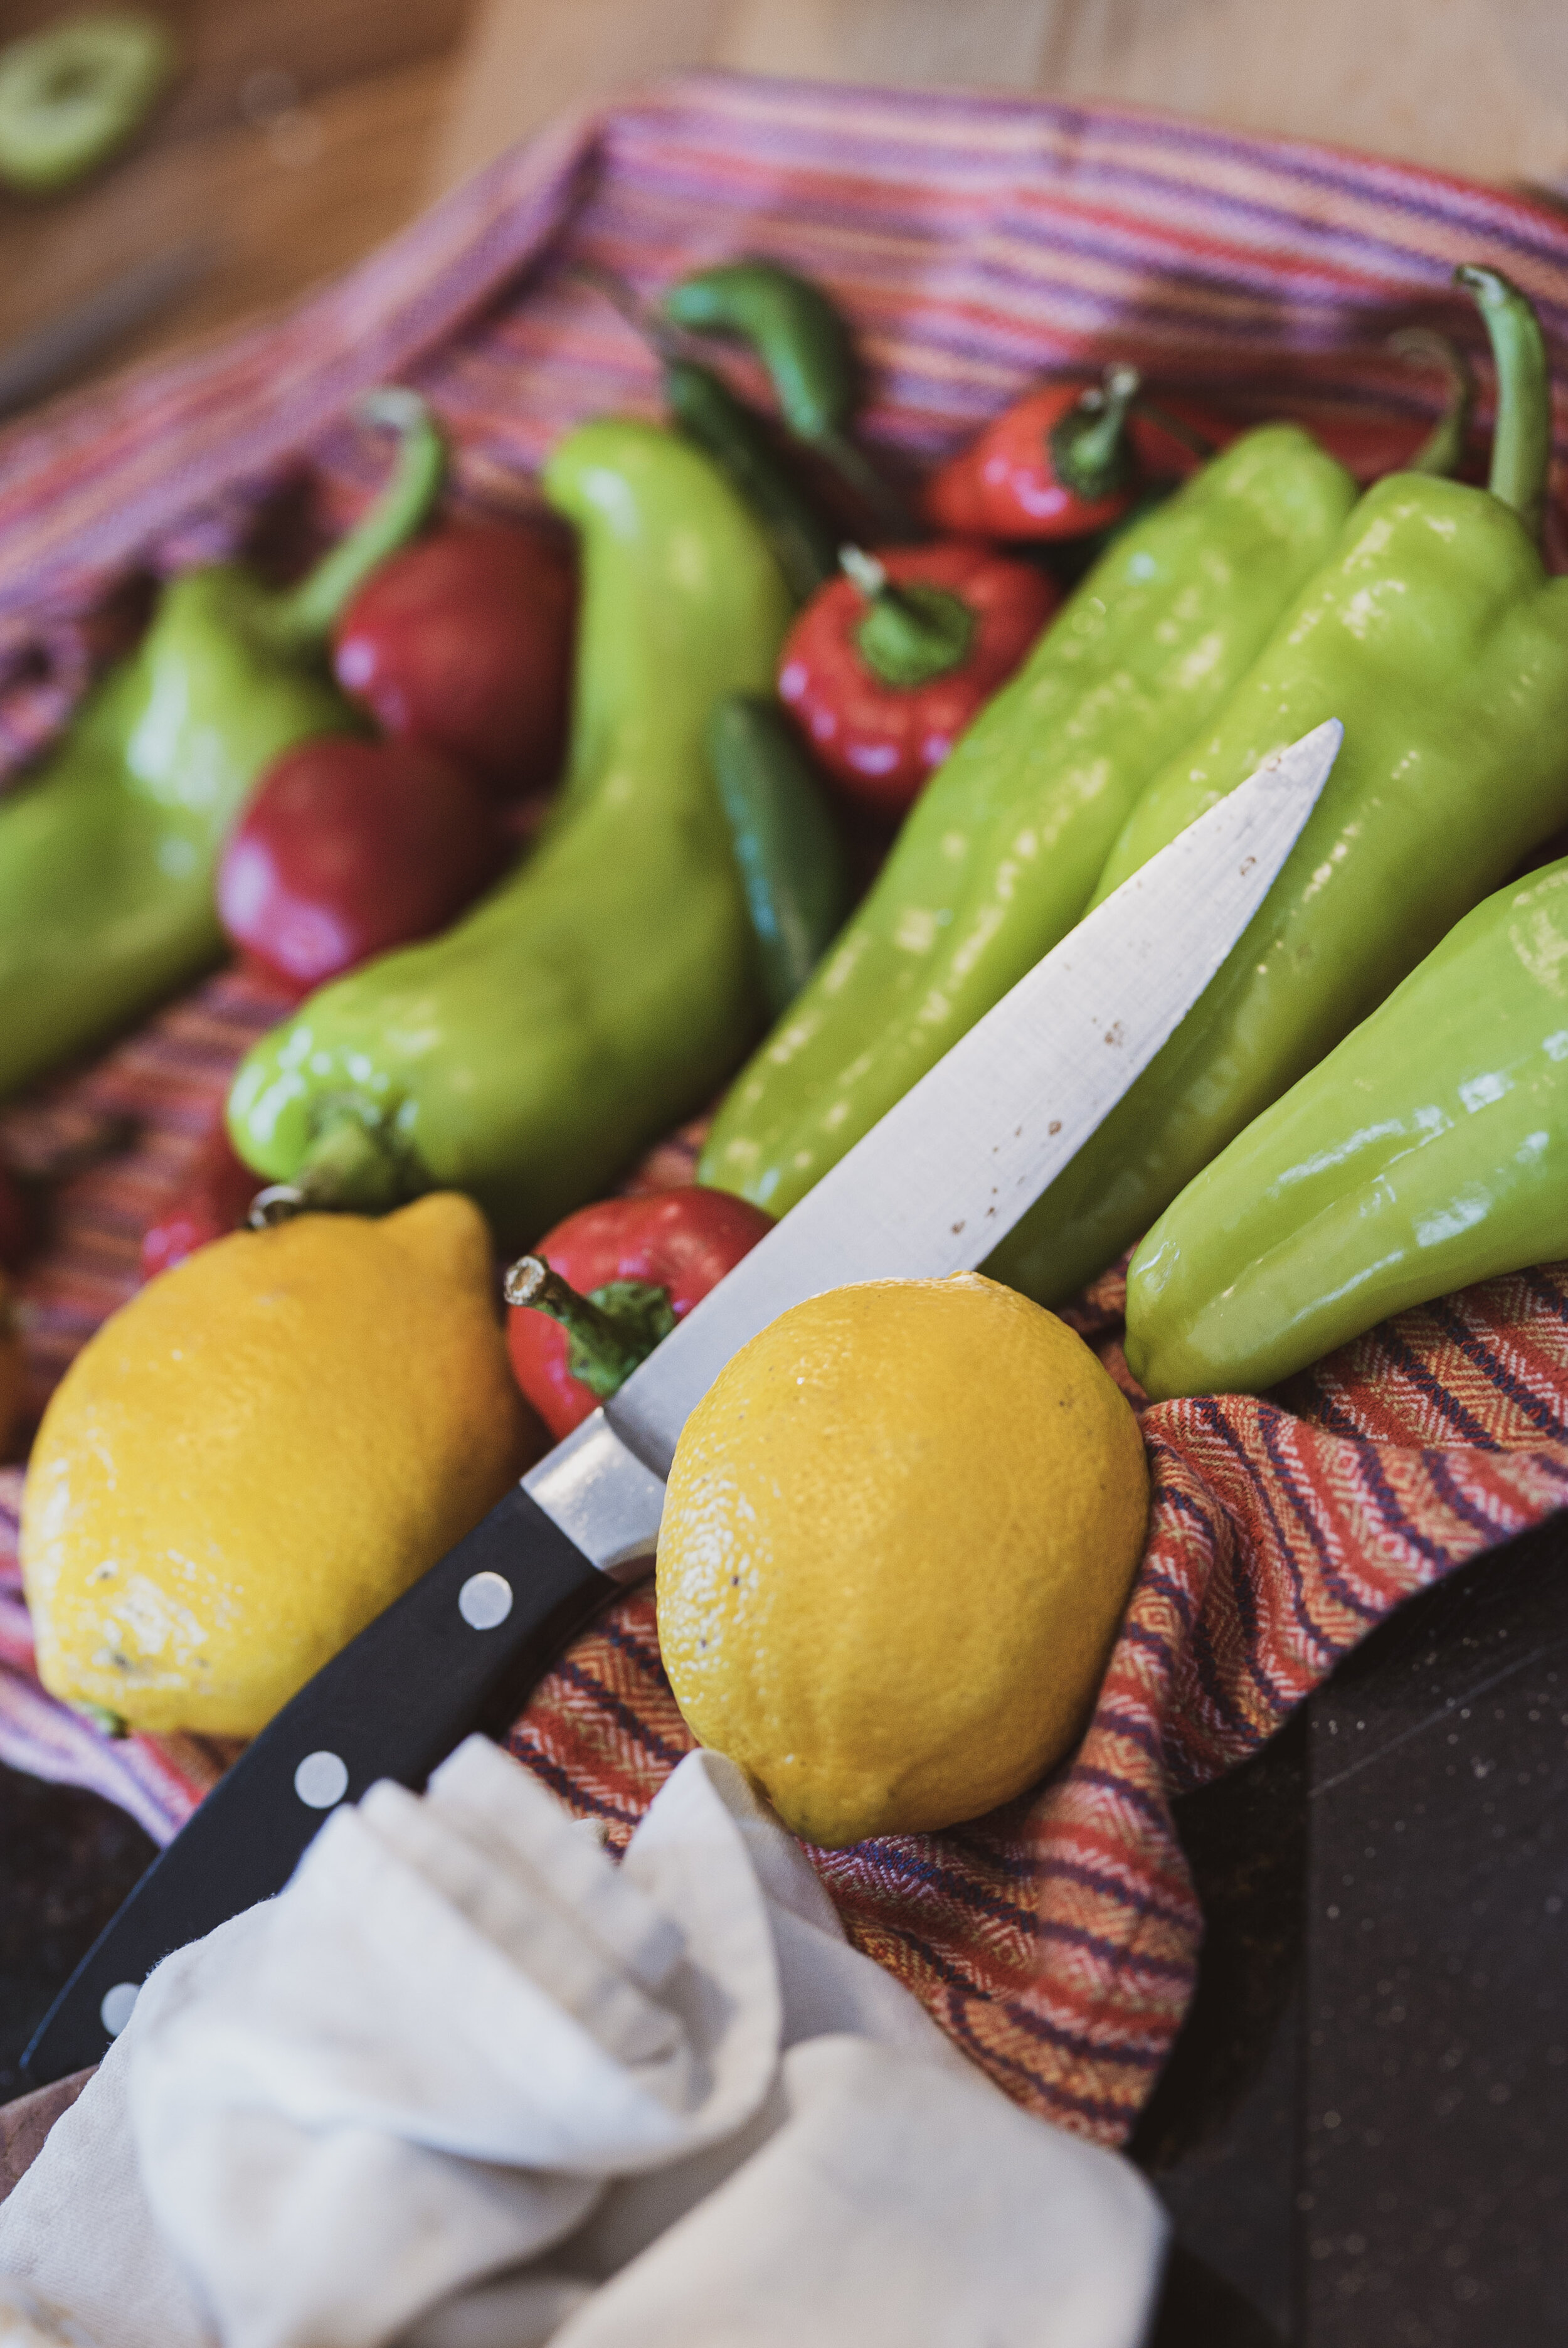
[664,259,910,536]
[709,693,853,1016]
[664,356,839,600]
[226,419,792,1243]
[986,266,1568,1310]
[1125,856,1568,1398]
[0,390,443,1101]
[699,422,1357,1213]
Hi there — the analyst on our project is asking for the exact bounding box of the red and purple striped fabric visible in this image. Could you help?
[3,74,1568,2143]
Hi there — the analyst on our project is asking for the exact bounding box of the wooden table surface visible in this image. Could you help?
[5,0,1568,416]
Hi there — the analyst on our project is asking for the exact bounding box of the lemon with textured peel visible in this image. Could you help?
[657,1272,1148,1846]
[21,1193,539,1736]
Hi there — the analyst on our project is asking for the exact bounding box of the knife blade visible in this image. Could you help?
[23,718,1341,2085]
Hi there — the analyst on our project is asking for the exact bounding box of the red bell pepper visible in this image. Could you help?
[775,541,1057,817]
[217,736,506,994]
[333,523,575,800]
[140,1119,260,1281]
[505,1186,774,1440]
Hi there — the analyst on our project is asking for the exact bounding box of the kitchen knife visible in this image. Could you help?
[24,718,1342,2085]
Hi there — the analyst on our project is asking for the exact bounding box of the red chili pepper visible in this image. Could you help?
[925,366,1150,539]
[218,736,505,994]
[140,1120,260,1282]
[332,523,575,800]
[505,1186,774,1440]
[775,541,1057,817]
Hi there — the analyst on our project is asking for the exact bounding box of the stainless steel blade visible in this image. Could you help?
[527,718,1342,1561]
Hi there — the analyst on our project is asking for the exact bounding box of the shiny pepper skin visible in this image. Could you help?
[1125,859,1568,1398]
[228,420,793,1245]
[332,523,575,800]
[776,542,1057,815]
[507,1186,773,1439]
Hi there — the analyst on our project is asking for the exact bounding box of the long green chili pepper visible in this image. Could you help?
[664,258,913,536]
[701,422,1357,1215]
[709,693,853,1016]
[1124,855,1568,1398]
[662,357,839,600]
[986,263,1568,1310]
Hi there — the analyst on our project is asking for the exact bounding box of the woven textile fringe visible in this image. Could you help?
[2,74,1568,2142]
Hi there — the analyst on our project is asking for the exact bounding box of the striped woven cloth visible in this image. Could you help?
[3,73,1568,2144]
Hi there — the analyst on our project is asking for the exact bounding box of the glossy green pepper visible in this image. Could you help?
[0,390,443,1100]
[986,266,1568,1310]
[228,419,792,1243]
[1125,857,1568,1398]
[662,258,908,536]
[700,422,1357,1213]
[709,692,853,1016]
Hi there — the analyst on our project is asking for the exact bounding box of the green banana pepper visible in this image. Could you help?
[0,390,443,1100]
[700,422,1357,1213]
[227,419,792,1243]
[1125,857,1568,1398]
[986,266,1568,1310]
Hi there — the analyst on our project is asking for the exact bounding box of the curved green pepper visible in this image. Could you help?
[700,423,1357,1213]
[709,693,853,1016]
[665,260,857,446]
[227,420,792,1243]
[1125,858,1568,1398]
[664,356,838,600]
[664,259,910,536]
[986,267,1568,1310]
[0,390,443,1100]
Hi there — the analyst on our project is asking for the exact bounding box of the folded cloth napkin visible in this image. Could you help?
[0,1741,1166,2348]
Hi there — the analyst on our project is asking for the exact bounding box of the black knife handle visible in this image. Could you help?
[23,1486,618,2086]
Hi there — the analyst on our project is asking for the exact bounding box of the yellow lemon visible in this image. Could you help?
[657,1272,1148,1846]
[21,1194,540,1736]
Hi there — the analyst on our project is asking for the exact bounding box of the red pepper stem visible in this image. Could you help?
[504,1255,673,1399]
[840,545,976,689]
[1048,364,1142,499]
[1389,327,1475,479]
[1454,265,1550,544]
[273,390,447,646]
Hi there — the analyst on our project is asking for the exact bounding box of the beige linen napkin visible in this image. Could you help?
[0,1741,1165,2347]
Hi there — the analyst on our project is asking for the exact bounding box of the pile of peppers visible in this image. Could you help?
[4,231,1563,1430]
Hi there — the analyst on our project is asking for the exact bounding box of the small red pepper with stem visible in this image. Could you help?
[926,365,1149,539]
[505,1187,774,1440]
[218,736,507,994]
[776,541,1057,817]
[332,523,576,801]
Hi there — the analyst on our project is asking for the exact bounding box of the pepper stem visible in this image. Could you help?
[504,1256,676,1400]
[272,388,447,646]
[1389,327,1475,479]
[1048,364,1142,500]
[248,1107,411,1227]
[1454,265,1551,544]
[840,545,975,690]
